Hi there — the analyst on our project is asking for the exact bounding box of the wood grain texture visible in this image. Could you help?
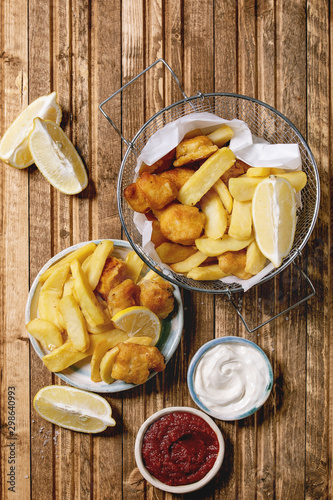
[0,1,331,499]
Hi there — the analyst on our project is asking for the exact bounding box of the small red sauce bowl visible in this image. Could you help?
[134,406,225,494]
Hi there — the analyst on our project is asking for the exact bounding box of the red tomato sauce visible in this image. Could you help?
[141,411,219,486]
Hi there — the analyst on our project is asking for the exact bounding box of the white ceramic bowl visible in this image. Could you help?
[187,336,273,420]
[25,239,184,393]
[134,406,224,494]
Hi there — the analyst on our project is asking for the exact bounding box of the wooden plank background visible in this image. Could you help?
[0,1,331,498]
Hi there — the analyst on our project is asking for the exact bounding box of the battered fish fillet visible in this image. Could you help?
[160,167,195,190]
[139,148,176,175]
[173,135,218,167]
[111,343,166,385]
[145,212,169,247]
[107,279,141,316]
[218,249,252,280]
[123,182,150,213]
[158,203,206,245]
[221,159,251,185]
[136,172,178,210]
[139,279,174,319]
[96,257,127,299]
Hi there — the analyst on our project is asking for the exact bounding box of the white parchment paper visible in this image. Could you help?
[132,112,302,292]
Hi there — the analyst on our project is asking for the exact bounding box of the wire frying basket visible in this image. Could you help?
[100,59,320,331]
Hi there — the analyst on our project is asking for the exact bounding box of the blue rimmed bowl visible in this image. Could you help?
[25,239,184,393]
[187,336,273,420]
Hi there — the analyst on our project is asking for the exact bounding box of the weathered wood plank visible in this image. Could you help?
[236,2,258,499]
[306,1,330,498]
[256,2,277,499]
[120,3,146,499]
[275,1,308,498]
[0,0,30,498]
[89,2,123,499]
[27,1,55,498]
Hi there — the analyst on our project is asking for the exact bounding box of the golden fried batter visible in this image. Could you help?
[139,279,175,319]
[145,212,169,247]
[173,135,218,167]
[139,148,176,175]
[218,249,252,280]
[107,279,141,316]
[221,159,251,185]
[96,257,127,299]
[124,182,150,213]
[158,203,206,245]
[111,343,166,385]
[136,172,178,210]
[160,167,195,190]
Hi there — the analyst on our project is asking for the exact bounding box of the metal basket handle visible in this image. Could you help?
[99,59,188,148]
[226,260,316,333]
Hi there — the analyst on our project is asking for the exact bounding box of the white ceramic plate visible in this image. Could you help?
[25,239,184,393]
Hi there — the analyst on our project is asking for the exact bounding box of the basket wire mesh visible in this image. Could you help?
[100,59,320,328]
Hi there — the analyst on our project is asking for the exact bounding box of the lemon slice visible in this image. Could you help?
[252,175,296,268]
[0,92,62,168]
[112,306,161,346]
[28,118,88,194]
[33,385,116,433]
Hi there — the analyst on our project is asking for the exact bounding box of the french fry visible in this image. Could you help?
[228,200,252,241]
[42,329,127,372]
[187,265,227,281]
[245,240,267,275]
[26,318,63,351]
[63,276,74,296]
[212,178,233,213]
[39,241,97,282]
[207,125,234,148]
[177,147,236,206]
[270,168,286,174]
[229,171,307,202]
[70,259,106,327]
[246,167,271,177]
[195,234,254,256]
[59,295,90,352]
[91,331,130,382]
[156,242,197,264]
[86,321,115,335]
[229,177,262,202]
[125,250,145,283]
[200,189,227,240]
[170,251,208,273]
[83,240,114,289]
[38,264,69,331]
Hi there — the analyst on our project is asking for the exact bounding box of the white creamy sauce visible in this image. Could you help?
[194,343,270,418]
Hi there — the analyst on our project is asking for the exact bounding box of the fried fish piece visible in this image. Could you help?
[139,148,176,175]
[139,278,174,319]
[145,212,169,247]
[123,182,150,213]
[173,135,218,167]
[111,342,166,385]
[136,172,178,210]
[96,257,127,299]
[160,167,195,190]
[217,249,252,280]
[158,202,206,245]
[221,159,251,185]
[107,278,141,316]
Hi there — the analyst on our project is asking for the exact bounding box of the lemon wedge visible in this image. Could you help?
[0,92,62,168]
[112,306,161,346]
[252,176,296,268]
[28,118,88,194]
[33,385,116,433]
